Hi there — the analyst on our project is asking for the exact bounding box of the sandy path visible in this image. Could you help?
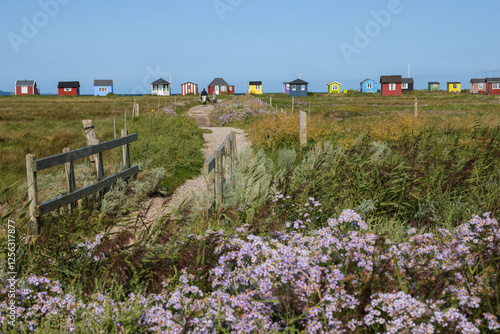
[138,103,250,221]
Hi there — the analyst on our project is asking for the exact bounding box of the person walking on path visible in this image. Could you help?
[212,91,217,105]
[201,88,208,105]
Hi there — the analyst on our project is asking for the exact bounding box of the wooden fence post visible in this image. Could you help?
[26,154,39,236]
[270,97,272,107]
[63,147,76,209]
[223,136,230,172]
[82,120,97,163]
[414,98,418,117]
[214,150,223,209]
[299,111,307,147]
[230,132,237,165]
[113,117,117,139]
[90,138,104,181]
[292,96,294,112]
[121,129,130,169]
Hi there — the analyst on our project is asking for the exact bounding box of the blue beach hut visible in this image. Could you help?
[288,79,308,97]
[360,78,377,93]
[94,80,113,96]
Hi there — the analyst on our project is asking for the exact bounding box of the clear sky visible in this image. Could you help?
[1,0,499,94]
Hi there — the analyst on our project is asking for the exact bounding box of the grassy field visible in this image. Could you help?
[255,90,500,117]
[0,94,201,200]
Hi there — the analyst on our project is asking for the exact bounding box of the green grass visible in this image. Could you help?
[205,93,500,233]
[254,90,500,118]
[0,94,200,200]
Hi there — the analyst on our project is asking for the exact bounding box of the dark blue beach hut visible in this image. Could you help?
[288,79,308,97]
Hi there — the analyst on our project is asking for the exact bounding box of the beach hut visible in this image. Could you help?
[94,80,113,96]
[380,75,402,96]
[402,78,414,92]
[469,79,486,94]
[58,81,80,96]
[326,81,342,94]
[181,82,198,95]
[428,82,440,91]
[447,82,461,93]
[208,78,234,95]
[248,81,263,94]
[151,78,170,96]
[360,78,377,93]
[288,79,309,97]
[283,82,290,94]
[15,80,39,95]
[486,78,500,95]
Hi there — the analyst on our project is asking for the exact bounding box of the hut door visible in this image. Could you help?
[215,86,219,94]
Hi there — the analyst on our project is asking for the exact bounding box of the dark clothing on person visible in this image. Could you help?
[201,89,208,104]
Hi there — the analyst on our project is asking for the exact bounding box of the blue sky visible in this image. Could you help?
[1,0,499,94]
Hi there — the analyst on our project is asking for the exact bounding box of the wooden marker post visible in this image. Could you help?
[270,97,272,107]
[299,111,307,147]
[414,98,418,117]
[292,97,294,112]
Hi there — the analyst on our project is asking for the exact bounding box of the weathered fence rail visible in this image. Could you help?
[203,132,237,211]
[26,132,139,236]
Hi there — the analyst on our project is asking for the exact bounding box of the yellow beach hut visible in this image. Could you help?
[327,81,342,94]
[248,81,263,95]
[447,82,461,93]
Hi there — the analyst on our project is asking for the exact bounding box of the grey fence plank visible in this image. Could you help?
[35,166,139,216]
[204,154,216,174]
[216,141,226,155]
[34,134,138,172]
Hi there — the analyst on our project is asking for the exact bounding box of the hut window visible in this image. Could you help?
[64,88,72,92]
[478,83,484,89]
[402,83,408,89]
[453,84,457,89]
[98,87,108,93]
[389,83,396,91]
[255,85,260,90]
[301,85,305,91]
[21,86,28,94]
[292,85,296,91]
[221,86,227,92]
[367,83,373,89]
[493,83,500,89]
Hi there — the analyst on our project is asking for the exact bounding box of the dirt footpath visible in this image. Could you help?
[139,103,251,221]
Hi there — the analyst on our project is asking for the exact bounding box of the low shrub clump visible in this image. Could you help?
[210,97,273,126]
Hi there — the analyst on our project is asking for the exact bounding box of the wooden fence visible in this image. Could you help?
[26,132,139,236]
[203,132,237,211]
